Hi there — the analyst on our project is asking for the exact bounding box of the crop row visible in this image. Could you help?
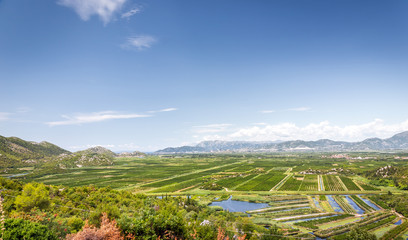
[315,212,392,238]
[380,220,408,240]
[216,174,256,188]
[357,181,379,191]
[322,175,345,191]
[339,176,361,191]
[333,196,355,214]
[142,164,239,188]
[350,195,375,212]
[299,174,318,191]
[332,215,397,240]
[294,214,353,229]
[256,208,319,218]
[278,176,303,191]
[235,171,285,191]
[361,215,396,232]
[266,195,308,202]
[269,199,310,207]
[150,178,203,193]
[252,173,286,191]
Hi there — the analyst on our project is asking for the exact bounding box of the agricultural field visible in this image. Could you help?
[299,174,319,191]
[5,153,408,239]
[322,175,346,191]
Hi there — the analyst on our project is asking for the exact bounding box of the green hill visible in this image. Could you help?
[0,135,70,168]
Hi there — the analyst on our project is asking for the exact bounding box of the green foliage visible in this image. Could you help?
[200,181,223,190]
[369,194,408,217]
[299,175,318,191]
[278,176,302,191]
[350,195,375,212]
[234,171,285,191]
[216,174,256,189]
[0,135,69,168]
[322,175,345,191]
[380,221,408,240]
[294,214,353,229]
[14,182,50,211]
[344,227,377,240]
[260,225,285,240]
[339,176,361,191]
[3,218,58,240]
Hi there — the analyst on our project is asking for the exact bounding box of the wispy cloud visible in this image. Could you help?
[287,107,310,112]
[0,112,11,121]
[149,108,178,113]
[46,111,150,126]
[261,107,311,114]
[199,119,408,142]
[260,110,275,114]
[58,0,127,24]
[122,35,157,51]
[192,124,232,134]
[121,7,140,19]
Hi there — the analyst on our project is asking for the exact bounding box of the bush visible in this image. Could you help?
[3,218,57,240]
[14,182,50,211]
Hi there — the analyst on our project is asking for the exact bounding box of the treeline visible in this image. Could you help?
[0,177,284,239]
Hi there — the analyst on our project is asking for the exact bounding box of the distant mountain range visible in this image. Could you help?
[155,131,408,154]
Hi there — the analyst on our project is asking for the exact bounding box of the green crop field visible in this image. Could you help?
[6,152,407,240]
[339,176,361,191]
[299,174,318,191]
[322,175,345,191]
[278,175,303,191]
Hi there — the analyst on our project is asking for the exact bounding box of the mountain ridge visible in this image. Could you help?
[155,131,408,153]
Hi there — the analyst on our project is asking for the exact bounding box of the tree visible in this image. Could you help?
[3,218,57,240]
[345,227,377,240]
[14,183,50,211]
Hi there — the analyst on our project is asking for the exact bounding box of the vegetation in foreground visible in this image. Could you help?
[2,151,408,239]
[0,177,284,239]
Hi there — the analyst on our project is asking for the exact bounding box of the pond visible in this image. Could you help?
[395,219,402,225]
[7,172,29,178]
[209,196,269,213]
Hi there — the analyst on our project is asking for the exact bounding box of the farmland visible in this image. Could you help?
[5,152,408,239]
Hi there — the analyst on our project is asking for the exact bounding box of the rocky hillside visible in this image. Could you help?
[51,147,115,169]
[118,151,146,157]
[0,135,70,167]
[0,136,142,169]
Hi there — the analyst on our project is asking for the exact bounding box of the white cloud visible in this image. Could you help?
[47,111,150,126]
[192,124,232,134]
[260,110,275,114]
[159,108,177,112]
[287,107,310,112]
[260,107,310,114]
[198,119,408,142]
[121,7,140,19]
[0,112,10,121]
[149,108,178,113]
[122,35,157,50]
[58,0,127,24]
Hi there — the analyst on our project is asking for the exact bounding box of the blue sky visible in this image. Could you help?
[1,0,408,152]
